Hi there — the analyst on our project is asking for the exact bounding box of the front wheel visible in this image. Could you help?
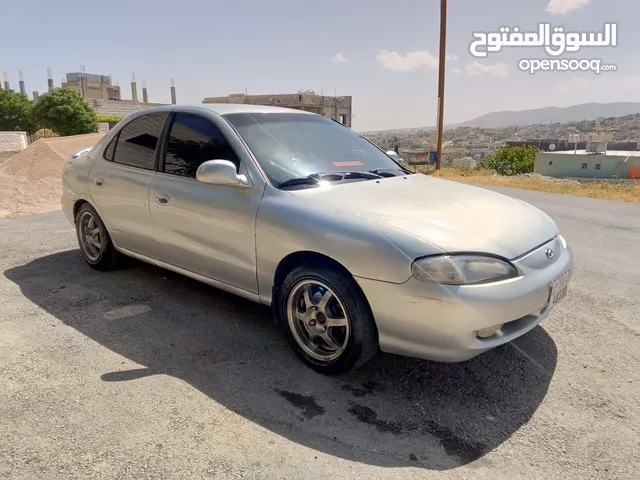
[275,263,379,375]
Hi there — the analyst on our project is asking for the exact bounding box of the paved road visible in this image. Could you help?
[1,185,638,479]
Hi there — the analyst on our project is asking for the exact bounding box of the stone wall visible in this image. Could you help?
[0,132,28,153]
[87,99,168,119]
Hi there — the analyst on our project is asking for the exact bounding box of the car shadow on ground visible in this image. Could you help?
[5,250,558,470]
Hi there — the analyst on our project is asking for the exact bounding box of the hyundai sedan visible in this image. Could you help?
[61,104,574,374]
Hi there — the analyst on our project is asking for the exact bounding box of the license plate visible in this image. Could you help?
[548,270,570,308]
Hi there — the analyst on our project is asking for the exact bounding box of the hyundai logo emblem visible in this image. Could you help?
[545,248,554,258]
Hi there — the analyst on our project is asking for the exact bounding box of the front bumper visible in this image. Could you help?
[355,236,574,362]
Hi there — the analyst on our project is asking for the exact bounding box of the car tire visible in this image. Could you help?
[75,203,122,271]
[275,262,379,375]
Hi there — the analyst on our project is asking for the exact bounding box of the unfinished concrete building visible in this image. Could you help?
[62,72,121,100]
[202,91,352,126]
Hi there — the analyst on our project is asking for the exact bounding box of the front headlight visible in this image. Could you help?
[411,254,519,285]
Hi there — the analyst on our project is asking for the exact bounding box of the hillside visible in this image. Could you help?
[460,102,640,128]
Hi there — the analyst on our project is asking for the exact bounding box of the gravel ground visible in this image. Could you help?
[0,185,638,480]
[0,152,16,166]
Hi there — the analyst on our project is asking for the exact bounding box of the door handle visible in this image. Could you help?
[156,195,169,205]
[94,179,104,187]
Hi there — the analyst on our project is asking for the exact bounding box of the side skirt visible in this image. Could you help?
[115,246,262,304]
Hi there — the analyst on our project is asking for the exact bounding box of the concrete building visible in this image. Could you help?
[202,91,353,126]
[535,150,640,179]
[508,139,638,152]
[62,72,121,100]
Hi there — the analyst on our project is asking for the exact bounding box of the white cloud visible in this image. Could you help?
[465,61,510,77]
[376,50,459,72]
[452,68,463,74]
[546,0,591,14]
[331,53,348,63]
[376,50,439,71]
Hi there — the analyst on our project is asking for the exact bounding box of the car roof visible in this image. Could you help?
[194,103,316,116]
[134,103,317,117]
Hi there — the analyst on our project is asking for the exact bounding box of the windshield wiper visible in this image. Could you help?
[368,167,412,177]
[277,174,322,189]
[277,171,382,189]
[333,171,383,180]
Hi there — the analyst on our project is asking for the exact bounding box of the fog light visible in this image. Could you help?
[476,324,503,339]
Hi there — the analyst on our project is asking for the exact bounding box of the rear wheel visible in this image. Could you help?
[275,263,379,374]
[75,203,122,271]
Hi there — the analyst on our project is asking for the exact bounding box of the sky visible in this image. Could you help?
[2,0,637,131]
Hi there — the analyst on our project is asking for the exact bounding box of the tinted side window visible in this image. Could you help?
[163,113,241,178]
[112,112,168,170]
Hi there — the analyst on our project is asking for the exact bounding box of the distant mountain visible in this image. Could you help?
[459,102,640,128]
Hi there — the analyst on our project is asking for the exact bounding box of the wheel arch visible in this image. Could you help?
[271,251,377,329]
[72,199,94,222]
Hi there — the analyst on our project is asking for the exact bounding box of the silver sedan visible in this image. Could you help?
[61,104,574,374]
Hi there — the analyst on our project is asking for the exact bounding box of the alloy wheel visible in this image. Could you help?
[286,280,350,362]
[78,211,103,262]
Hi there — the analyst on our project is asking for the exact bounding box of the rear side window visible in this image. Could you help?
[112,112,168,170]
[163,113,241,178]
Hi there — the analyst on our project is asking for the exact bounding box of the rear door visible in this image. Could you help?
[89,111,170,258]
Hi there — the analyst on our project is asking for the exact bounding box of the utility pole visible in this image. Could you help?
[435,0,448,170]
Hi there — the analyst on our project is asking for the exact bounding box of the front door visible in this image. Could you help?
[149,112,263,294]
[89,111,170,257]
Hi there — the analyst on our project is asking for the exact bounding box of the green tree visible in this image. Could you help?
[478,145,538,175]
[33,88,98,136]
[0,89,34,133]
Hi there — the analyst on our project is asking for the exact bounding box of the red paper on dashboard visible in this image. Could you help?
[332,161,364,167]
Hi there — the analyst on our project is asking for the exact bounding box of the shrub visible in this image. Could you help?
[33,88,98,136]
[96,115,122,123]
[0,89,34,133]
[477,145,538,176]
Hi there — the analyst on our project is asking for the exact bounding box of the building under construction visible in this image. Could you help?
[62,72,121,100]
[203,91,353,126]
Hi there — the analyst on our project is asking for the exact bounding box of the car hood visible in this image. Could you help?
[287,174,558,259]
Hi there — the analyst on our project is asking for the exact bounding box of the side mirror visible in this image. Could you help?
[386,150,400,161]
[196,160,250,187]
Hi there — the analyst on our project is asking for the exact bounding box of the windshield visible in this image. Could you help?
[223,112,406,186]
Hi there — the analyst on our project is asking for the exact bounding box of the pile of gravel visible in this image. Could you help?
[0,134,103,218]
